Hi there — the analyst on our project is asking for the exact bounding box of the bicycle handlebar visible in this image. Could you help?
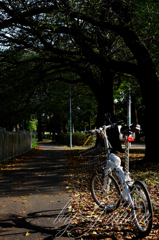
[85,129,101,134]
[85,120,124,134]
[106,120,124,128]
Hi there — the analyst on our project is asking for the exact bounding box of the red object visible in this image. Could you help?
[127,137,134,142]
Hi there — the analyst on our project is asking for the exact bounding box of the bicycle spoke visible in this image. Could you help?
[131,180,153,237]
[91,173,121,210]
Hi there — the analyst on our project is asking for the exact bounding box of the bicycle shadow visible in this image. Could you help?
[0,209,71,239]
[0,209,141,240]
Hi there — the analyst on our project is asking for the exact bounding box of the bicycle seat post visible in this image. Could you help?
[125,139,129,174]
[124,131,135,185]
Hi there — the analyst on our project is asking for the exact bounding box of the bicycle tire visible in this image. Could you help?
[90,172,121,210]
[131,180,153,237]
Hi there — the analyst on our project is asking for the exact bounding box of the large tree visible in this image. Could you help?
[0,0,132,119]
[0,0,159,159]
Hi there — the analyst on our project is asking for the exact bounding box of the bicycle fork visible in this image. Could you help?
[103,161,135,211]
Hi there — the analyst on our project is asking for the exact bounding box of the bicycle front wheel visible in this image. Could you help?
[131,180,153,237]
[90,172,121,210]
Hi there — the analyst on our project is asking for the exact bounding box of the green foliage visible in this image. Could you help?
[32,133,52,139]
[34,80,97,133]
[113,75,144,124]
[28,120,38,131]
[32,139,38,148]
[42,134,53,139]
[32,134,38,139]
[0,0,159,142]
[56,133,95,146]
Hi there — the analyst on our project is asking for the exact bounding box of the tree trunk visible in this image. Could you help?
[131,94,137,125]
[116,24,159,160]
[37,117,42,141]
[95,70,114,127]
[89,115,91,130]
[75,1,159,160]
[63,122,68,133]
[90,71,123,153]
[138,70,159,161]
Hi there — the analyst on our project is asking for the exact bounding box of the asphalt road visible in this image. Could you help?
[0,141,145,240]
[0,143,74,240]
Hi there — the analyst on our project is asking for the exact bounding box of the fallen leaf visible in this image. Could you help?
[26,231,30,236]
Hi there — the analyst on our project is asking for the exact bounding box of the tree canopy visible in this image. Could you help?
[0,0,158,104]
[1,0,159,159]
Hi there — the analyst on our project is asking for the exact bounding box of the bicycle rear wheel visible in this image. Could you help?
[131,180,153,237]
[90,172,121,210]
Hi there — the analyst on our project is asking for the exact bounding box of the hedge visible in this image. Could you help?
[32,134,53,139]
[56,133,95,146]
[32,133,95,146]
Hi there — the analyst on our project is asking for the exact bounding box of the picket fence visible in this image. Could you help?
[0,128,32,163]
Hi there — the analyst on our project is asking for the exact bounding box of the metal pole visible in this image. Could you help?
[69,84,72,148]
[125,86,131,173]
[127,87,131,127]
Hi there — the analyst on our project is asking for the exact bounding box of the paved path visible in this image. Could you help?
[0,143,74,240]
[122,142,145,149]
[0,141,145,240]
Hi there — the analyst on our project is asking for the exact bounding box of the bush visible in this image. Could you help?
[42,134,52,139]
[56,133,95,146]
[32,132,95,146]
[32,133,53,139]
[32,139,38,148]
[32,134,38,139]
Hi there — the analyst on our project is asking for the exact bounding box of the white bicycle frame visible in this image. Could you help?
[99,124,135,210]
[88,121,152,235]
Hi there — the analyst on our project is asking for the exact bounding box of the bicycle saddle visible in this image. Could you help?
[130,124,140,132]
[120,124,140,134]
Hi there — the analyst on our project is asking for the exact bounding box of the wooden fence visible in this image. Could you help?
[0,128,32,163]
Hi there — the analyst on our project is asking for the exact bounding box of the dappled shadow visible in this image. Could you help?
[64,148,159,239]
[0,209,72,239]
[0,142,74,239]
[0,143,68,197]
[0,144,155,239]
[0,208,142,240]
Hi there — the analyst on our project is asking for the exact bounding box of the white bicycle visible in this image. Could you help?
[86,114,153,237]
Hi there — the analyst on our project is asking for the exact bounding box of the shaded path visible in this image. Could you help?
[0,143,74,240]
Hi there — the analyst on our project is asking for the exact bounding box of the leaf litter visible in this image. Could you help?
[64,149,159,240]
